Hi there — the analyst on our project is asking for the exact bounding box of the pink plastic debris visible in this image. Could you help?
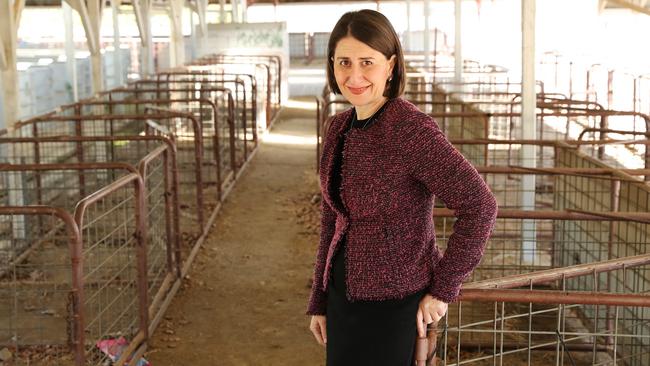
[96,337,151,366]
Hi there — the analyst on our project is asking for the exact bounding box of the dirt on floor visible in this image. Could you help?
[146,97,326,365]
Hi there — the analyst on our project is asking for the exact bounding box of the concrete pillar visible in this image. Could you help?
[521,0,537,263]
[0,0,22,130]
[454,0,462,87]
[63,1,79,101]
[169,0,185,67]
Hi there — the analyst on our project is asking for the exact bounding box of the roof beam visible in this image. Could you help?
[65,0,98,53]
[88,0,103,51]
[186,0,197,13]
[606,0,650,15]
[131,0,147,46]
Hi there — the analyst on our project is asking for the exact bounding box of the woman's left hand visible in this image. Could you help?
[416,294,448,337]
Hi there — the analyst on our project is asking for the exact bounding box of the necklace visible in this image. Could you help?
[347,101,388,133]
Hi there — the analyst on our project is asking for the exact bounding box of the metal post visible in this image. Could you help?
[521,0,537,264]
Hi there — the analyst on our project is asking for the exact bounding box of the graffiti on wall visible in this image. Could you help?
[235,28,284,48]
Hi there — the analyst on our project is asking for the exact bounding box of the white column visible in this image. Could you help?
[189,10,197,60]
[1,0,26,238]
[423,0,430,66]
[0,72,5,131]
[220,0,226,23]
[273,1,278,22]
[87,0,103,93]
[240,0,247,23]
[454,0,462,87]
[195,0,208,58]
[0,0,21,129]
[133,0,153,76]
[66,0,103,93]
[63,1,79,101]
[404,0,411,52]
[521,0,537,263]
[169,0,185,67]
[231,0,239,23]
[111,0,123,86]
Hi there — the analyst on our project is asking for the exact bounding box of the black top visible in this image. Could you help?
[330,101,393,293]
[329,102,388,212]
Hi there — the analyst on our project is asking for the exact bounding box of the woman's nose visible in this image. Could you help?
[347,64,365,83]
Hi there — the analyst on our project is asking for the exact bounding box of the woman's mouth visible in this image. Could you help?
[347,85,370,95]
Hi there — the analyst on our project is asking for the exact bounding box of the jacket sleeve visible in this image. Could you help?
[402,117,498,304]
[306,198,336,315]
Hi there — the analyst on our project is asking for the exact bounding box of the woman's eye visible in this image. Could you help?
[338,60,350,66]
[363,60,373,66]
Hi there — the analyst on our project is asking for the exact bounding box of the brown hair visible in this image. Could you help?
[326,9,405,98]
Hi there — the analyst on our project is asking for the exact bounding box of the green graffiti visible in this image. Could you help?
[236,29,283,48]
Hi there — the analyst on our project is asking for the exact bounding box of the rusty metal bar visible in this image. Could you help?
[433,208,650,223]
[460,288,650,307]
[465,253,650,290]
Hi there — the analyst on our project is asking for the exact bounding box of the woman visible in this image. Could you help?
[307,9,498,366]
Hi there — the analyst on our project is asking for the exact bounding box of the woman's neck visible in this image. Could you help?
[355,97,388,120]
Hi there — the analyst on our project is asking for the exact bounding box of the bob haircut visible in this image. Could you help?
[326,9,406,98]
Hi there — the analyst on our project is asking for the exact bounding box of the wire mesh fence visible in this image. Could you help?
[436,254,650,366]
[0,165,148,365]
[0,53,280,365]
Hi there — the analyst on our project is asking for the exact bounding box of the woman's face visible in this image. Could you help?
[332,36,395,110]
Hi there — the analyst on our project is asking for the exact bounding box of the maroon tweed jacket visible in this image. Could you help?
[306,97,497,316]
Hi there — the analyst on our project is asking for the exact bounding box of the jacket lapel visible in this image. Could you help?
[320,108,353,216]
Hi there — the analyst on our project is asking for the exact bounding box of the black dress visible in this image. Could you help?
[326,106,427,366]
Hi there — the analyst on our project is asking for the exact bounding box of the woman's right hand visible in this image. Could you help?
[309,315,327,346]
